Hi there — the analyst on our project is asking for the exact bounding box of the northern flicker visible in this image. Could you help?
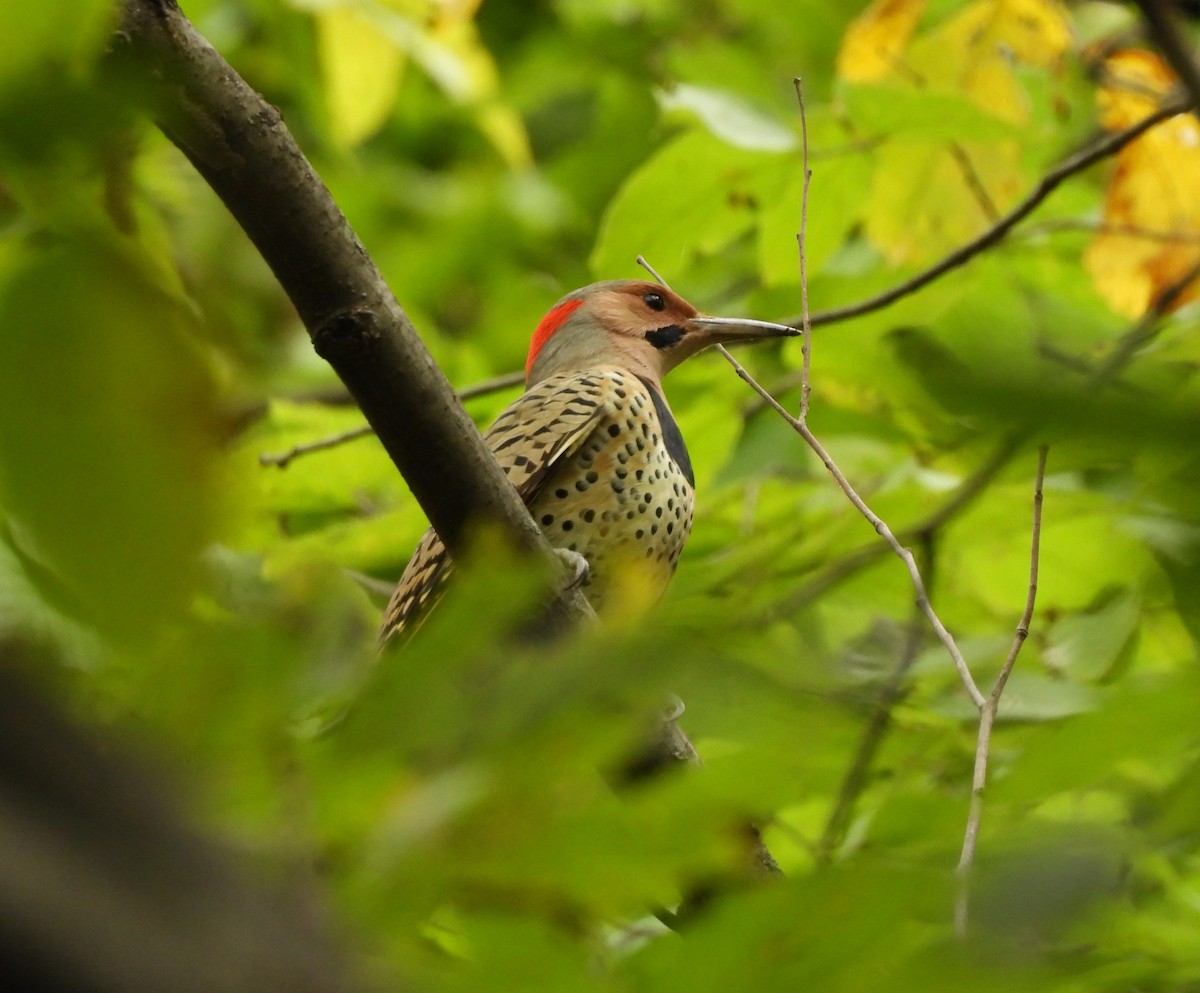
[379,280,797,643]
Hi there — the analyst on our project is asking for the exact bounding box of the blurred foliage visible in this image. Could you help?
[2,0,1200,990]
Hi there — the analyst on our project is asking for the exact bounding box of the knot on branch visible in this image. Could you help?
[313,308,381,361]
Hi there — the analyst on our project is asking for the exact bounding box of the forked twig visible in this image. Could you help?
[719,77,1056,900]
[715,346,987,708]
[955,445,1048,936]
[718,73,985,707]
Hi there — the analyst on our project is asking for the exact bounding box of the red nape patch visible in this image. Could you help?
[526,297,585,377]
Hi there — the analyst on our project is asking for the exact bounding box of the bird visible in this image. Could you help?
[379,279,798,643]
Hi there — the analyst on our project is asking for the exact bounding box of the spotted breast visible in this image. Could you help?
[379,367,695,643]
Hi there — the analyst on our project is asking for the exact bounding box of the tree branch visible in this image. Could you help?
[112,0,591,628]
[800,95,1194,329]
[717,347,987,707]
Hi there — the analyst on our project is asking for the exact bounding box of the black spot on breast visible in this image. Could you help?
[645,324,687,349]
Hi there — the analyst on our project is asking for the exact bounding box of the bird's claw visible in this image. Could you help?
[554,548,590,592]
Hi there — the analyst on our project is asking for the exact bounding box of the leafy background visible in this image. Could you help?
[2,0,1200,989]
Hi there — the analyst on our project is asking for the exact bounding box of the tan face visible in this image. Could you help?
[585,282,701,351]
[525,279,798,386]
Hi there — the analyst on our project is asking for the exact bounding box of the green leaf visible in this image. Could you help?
[0,0,113,86]
[658,84,797,151]
[0,234,220,640]
[841,82,1022,142]
[316,5,406,147]
[1043,588,1140,683]
[590,129,785,278]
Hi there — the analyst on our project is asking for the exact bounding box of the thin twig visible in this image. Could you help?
[799,96,1193,330]
[948,142,1000,224]
[769,241,1196,615]
[636,255,671,290]
[716,346,987,709]
[794,76,814,423]
[725,76,984,707]
[260,424,373,469]
[259,370,526,469]
[776,431,1028,612]
[955,445,1048,937]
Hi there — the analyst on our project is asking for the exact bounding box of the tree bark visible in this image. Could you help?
[111,0,592,631]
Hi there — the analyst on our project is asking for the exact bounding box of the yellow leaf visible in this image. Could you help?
[1085,50,1200,317]
[836,0,928,83]
[866,138,1021,264]
[844,0,1071,263]
[910,0,1071,122]
[317,5,406,147]
[1096,48,1176,130]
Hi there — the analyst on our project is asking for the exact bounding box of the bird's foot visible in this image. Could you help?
[554,548,590,593]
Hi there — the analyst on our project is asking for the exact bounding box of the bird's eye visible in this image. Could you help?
[643,291,666,312]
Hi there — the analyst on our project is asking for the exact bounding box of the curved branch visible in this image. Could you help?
[801,95,1194,329]
[112,0,591,628]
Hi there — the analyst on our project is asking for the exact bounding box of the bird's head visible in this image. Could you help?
[524,280,799,387]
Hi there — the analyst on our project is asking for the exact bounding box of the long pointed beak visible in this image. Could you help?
[690,315,800,340]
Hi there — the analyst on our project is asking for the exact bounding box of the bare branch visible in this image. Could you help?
[793,76,814,423]
[722,74,993,723]
[259,370,526,469]
[635,255,672,290]
[955,445,1048,937]
[800,96,1194,330]
[777,431,1027,611]
[716,346,987,709]
[260,425,374,469]
[113,0,592,630]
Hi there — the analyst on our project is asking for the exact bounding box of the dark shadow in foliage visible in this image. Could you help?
[0,641,361,993]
